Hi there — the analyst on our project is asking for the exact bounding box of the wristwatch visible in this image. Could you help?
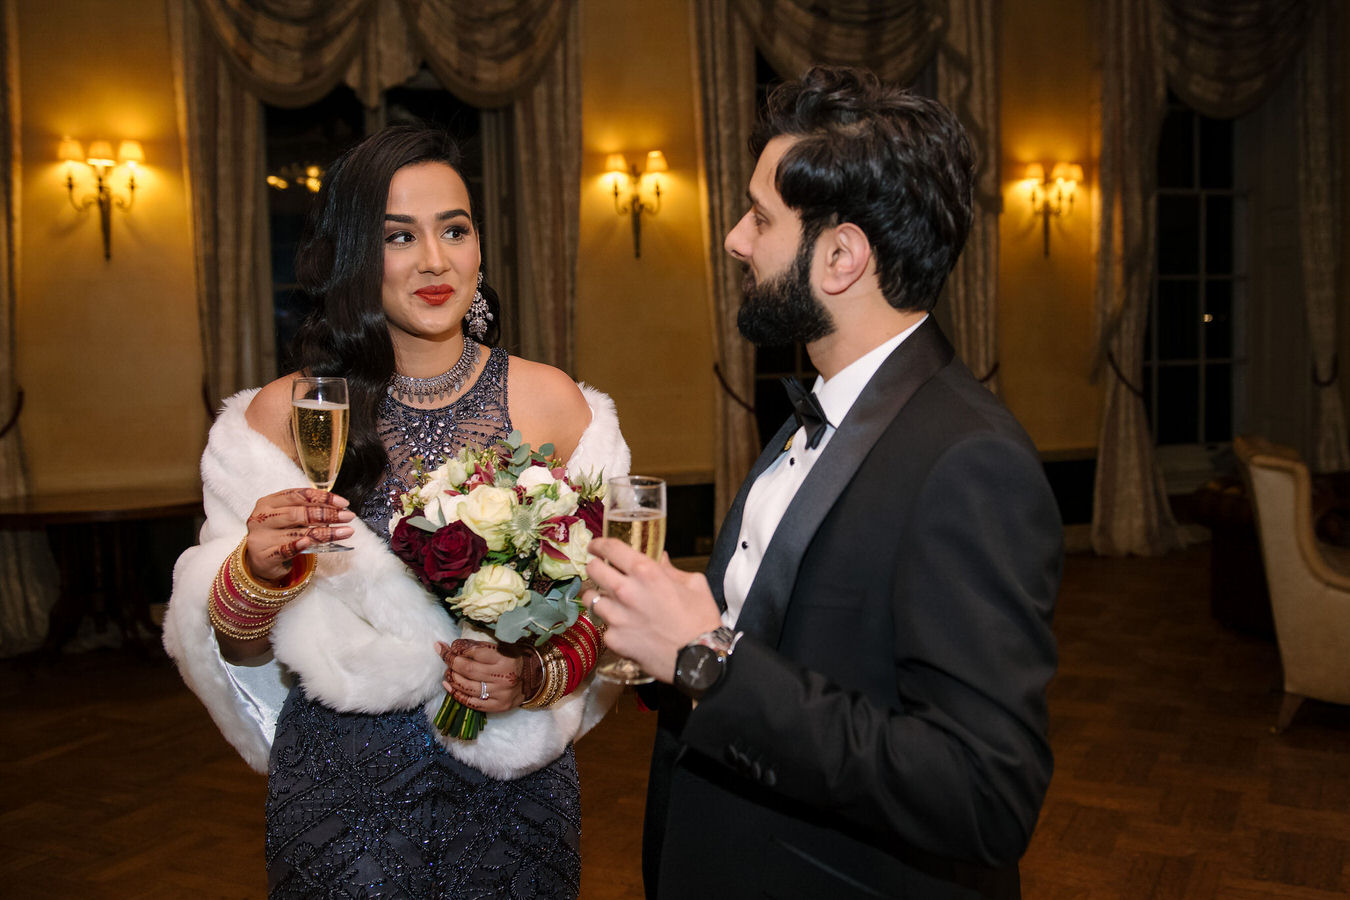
[674,626,741,700]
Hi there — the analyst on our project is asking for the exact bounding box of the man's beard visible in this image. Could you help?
[735,237,835,346]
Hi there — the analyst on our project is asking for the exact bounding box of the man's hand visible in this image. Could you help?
[584,537,724,683]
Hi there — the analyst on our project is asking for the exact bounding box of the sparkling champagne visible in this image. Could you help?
[603,508,667,561]
[291,400,349,491]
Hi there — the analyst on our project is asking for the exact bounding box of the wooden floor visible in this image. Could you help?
[2,544,1347,899]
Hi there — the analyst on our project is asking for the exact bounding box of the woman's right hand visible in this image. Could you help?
[243,488,355,583]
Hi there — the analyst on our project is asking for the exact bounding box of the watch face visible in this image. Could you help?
[678,645,722,693]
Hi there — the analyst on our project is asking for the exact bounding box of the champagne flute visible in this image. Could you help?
[291,376,352,553]
[595,475,667,684]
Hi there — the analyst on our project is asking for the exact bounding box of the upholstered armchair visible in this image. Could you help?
[1234,436,1350,733]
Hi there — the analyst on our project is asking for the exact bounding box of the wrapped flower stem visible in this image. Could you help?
[435,693,485,739]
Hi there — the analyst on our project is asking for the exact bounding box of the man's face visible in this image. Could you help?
[724,136,834,346]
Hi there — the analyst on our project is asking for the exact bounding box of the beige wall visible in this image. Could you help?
[15,0,204,494]
[575,0,715,480]
[997,0,1101,456]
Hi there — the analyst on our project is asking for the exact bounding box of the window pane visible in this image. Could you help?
[1157,107,1194,189]
[1198,116,1234,189]
[755,344,795,375]
[754,378,793,450]
[1157,196,1200,275]
[274,289,307,372]
[1205,363,1233,442]
[1156,366,1200,445]
[1157,280,1199,360]
[1206,195,1233,274]
[1204,280,1233,358]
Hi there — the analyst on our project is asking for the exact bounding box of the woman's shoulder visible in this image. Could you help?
[506,356,590,459]
[245,373,298,455]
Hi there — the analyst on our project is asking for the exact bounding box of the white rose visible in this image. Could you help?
[515,464,556,497]
[421,491,463,528]
[429,457,470,489]
[539,520,594,581]
[457,485,516,551]
[533,481,579,522]
[452,564,528,624]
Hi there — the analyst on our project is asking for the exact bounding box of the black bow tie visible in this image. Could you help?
[782,376,831,450]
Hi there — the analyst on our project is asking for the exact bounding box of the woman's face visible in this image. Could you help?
[381,161,482,351]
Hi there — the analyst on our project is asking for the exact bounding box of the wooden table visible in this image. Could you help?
[0,487,203,654]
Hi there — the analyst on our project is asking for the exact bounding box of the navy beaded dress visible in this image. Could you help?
[265,348,582,899]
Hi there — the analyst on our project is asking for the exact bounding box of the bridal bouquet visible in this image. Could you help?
[389,431,605,739]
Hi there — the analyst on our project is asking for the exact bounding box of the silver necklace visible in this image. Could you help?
[387,340,481,403]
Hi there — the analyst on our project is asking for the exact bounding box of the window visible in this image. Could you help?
[1144,94,1248,449]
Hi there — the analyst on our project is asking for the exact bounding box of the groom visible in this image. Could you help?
[586,66,1062,900]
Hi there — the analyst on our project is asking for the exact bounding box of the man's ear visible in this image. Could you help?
[817,222,872,296]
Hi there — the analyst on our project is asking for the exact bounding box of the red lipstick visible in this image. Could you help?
[414,284,454,306]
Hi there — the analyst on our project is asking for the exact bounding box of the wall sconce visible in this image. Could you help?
[60,137,143,260]
[1024,162,1082,257]
[606,150,667,258]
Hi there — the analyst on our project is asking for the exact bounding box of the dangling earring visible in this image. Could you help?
[466,271,493,341]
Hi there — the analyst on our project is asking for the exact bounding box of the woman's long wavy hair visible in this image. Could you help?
[290,125,502,512]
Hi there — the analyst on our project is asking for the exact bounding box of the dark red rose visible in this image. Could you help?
[425,521,488,589]
[577,497,604,538]
[391,514,433,567]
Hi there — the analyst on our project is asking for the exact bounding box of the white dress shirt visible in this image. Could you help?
[721,316,927,628]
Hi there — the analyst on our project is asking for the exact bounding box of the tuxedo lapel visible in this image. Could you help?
[705,416,798,611]
[734,319,956,646]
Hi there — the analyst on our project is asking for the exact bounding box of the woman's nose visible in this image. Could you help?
[420,240,448,273]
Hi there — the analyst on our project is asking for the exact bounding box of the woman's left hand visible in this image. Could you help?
[437,639,527,713]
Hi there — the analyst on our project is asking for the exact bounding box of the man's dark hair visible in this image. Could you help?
[749,66,975,313]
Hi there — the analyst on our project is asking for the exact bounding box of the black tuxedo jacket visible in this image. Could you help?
[644,320,1062,899]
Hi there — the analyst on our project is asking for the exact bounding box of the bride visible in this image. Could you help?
[164,125,628,898]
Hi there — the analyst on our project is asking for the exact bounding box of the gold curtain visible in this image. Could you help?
[1091,0,1176,557]
[0,0,58,655]
[1093,0,1339,554]
[1294,2,1349,472]
[170,0,275,410]
[396,0,574,108]
[938,0,1001,389]
[190,0,375,106]
[692,0,761,521]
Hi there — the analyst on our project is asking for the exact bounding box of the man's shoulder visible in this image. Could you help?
[882,360,1040,467]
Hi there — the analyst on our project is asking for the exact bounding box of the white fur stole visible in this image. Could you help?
[162,384,629,778]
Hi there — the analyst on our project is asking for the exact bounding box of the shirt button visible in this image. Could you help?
[741,541,749,550]
[789,458,796,466]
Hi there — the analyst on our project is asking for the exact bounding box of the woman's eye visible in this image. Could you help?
[443,224,470,241]
[385,231,414,244]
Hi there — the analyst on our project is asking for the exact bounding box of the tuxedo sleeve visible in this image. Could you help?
[677,432,1062,868]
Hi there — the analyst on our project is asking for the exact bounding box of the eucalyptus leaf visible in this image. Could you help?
[538,443,555,458]
[406,516,439,532]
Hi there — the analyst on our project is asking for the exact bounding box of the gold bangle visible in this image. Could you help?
[209,592,276,640]
[521,644,568,710]
[232,539,315,602]
[520,646,549,708]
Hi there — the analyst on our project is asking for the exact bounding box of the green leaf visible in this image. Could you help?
[538,443,555,458]
[406,516,438,532]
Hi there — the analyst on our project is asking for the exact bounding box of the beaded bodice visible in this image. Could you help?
[359,346,512,537]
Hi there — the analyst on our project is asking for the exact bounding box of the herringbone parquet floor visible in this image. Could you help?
[1,544,1347,898]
